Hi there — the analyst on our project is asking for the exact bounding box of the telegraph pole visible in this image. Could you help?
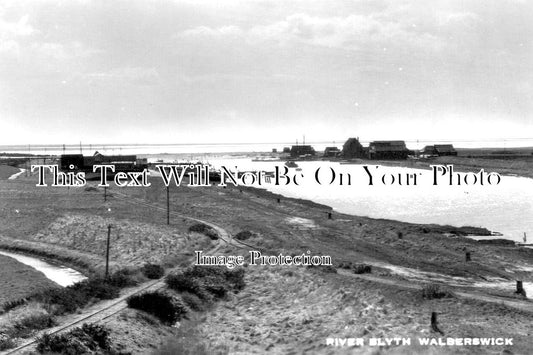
[104,186,107,202]
[166,185,170,225]
[105,224,111,279]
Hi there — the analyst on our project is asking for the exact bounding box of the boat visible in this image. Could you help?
[285,161,299,168]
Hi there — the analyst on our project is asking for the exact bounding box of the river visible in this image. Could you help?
[208,158,533,243]
[0,250,87,287]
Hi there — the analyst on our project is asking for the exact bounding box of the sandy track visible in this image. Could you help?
[337,269,533,313]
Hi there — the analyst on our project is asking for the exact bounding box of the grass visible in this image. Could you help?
[0,179,213,273]
[0,254,59,310]
[0,165,21,179]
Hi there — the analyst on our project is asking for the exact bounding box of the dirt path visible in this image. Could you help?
[337,269,533,313]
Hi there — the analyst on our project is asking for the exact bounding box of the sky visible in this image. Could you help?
[0,0,532,146]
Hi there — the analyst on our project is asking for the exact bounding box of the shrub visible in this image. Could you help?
[180,293,205,311]
[165,266,245,301]
[319,265,338,273]
[234,231,253,241]
[189,223,219,240]
[106,268,140,288]
[0,333,15,351]
[33,278,120,315]
[141,263,165,279]
[165,273,210,300]
[33,288,87,314]
[353,264,372,274]
[10,313,55,338]
[70,278,121,300]
[36,323,111,354]
[337,262,372,274]
[225,268,246,291]
[2,298,26,313]
[127,292,188,325]
[421,283,453,299]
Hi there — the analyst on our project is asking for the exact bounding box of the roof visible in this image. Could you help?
[371,141,406,146]
[369,141,407,152]
[434,144,456,152]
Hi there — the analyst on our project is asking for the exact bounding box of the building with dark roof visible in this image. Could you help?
[434,144,457,156]
[368,141,409,160]
[290,145,316,158]
[341,137,366,159]
[60,152,147,172]
[323,146,341,158]
[420,144,457,156]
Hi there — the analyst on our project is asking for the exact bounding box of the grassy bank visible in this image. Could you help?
[0,255,58,307]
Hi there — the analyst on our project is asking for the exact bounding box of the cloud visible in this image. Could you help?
[179,12,445,51]
[0,14,36,37]
[84,67,161,85]
[0,13,37,55]
[181,25,243,38]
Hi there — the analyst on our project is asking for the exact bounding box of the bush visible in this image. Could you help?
[70,278,121,300]
[180,293,205,311]
[421,283,453,299]
[33,278,120,315]
[36,323,111,354]
[127,292,188,325]
[189,223,218,240]
[33,288,87,314]
[234,231,253,241]
[106,268,140,288]
[353,264,372,274]
[224,268,246,292]
[165,266,246,301]
[0,333,15,351]
[10,313,55,338]
[165,273,210,300]
[141,263,165,279]
[337,262,372,274]
[319,265,337,273]
[2,298,26,313]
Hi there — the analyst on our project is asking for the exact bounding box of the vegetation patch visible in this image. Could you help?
[32,269,139,315]
[189,223,219,240]
[8,312,55,339]
[127,291,188,325]
[234,230,254,241]
[180,292,206,311]
[420,283,454,300]
[106,268,142,288]
[36,323,111,354]
[0,333,16,351]
[33,279,119,315]
[338,262,372,274]
[141,263,165,279]
[166,266,245,304]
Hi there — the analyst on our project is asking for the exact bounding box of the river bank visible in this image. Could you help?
[342,154,533,179]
